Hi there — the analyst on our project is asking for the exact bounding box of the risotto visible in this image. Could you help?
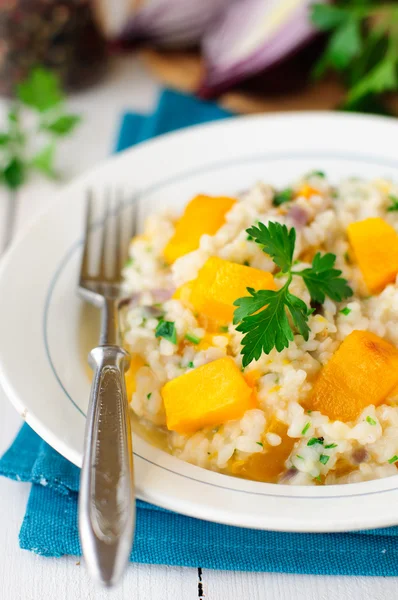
[121,171,398,486]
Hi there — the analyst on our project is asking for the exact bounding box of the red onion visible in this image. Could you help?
[115,0,230,46]
[287,204,310,229]
[150,288,175,303]
[199,0,329,97]
[351,448,369,464]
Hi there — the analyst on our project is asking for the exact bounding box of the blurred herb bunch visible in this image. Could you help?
[0,67,80,189]
[312,1,398,112]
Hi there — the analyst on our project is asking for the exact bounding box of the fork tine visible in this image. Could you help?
[113,190,123,278]
[80,190,93,281]
[99,189,111,279]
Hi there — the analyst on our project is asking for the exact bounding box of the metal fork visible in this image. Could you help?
[78,190,136,587]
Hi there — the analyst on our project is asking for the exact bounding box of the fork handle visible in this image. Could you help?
[79,345,135,586]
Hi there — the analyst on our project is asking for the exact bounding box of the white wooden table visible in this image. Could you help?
[0,54,396,600]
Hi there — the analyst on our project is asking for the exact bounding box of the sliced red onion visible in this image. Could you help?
[287,204,310,229]
[150,288,175,303]
[141,305,164,319]
[279,467,297,483]
[351,448,369,465]
[200,0,329,97]
[118,0,230,46]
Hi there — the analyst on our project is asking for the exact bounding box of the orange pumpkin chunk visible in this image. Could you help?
[163,194,236,263]
[172,280,195,306]
[161,357,254,434]
[125,354,145,401]
[232,421,295,483]
[187,256,276,323]
[296,184,319,199]
[347,217,398,293]
[304,330,398,422]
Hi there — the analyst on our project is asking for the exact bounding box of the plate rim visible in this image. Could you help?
[3,110,398,532]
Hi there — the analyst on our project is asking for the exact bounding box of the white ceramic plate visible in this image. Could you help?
[2,112,398,533]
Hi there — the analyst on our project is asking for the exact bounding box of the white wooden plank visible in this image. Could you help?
[205,568,398,600]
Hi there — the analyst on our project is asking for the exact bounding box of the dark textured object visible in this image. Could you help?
[0,0,107,96]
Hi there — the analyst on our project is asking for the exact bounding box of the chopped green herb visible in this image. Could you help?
[124,257,134,268]
[343,251,351,264]
[340,307,351,316]
[388,455,398,464]
[233,222,352,366]
[325,443,338,449]
[243,260,250,266]
[366,416,377,426]
[185,332,200,345]
[273,188,294,206]
[296,455,304,460]
[155,320,177,344]
[307,409,313,414]
[387,194,398,212]
[307,170,325,178]
[147,393,152,400]
[187,361,195,369]
[301,422,311,435]
[256,442,263,447]
[219,325,229,333]
[315,475,322,482]
[319,454,330,465]
[307,437,324,446]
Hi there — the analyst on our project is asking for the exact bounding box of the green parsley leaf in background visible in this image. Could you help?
[42,114,81,136]
[3,158,24,189]
[311,2,398,113]
[31,143,56,177]
[17,67,62,112]
[311,4,348,30]
[0,67,80,190]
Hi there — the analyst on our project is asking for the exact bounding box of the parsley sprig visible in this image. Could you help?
[0,67,80,189]
[233,222,353,367]
[311,2,398,112]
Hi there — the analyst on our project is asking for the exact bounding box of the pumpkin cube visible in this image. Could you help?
[125,354,145,401]
[188,256,276,323]
[304,330,398,422]
[163,194,236,263]
[231,420,295,483]
[347,217,398,293]
[161,357,255,433]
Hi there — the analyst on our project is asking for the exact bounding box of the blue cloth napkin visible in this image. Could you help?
[2,89,398,575]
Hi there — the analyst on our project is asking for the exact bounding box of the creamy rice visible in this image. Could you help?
[122,172,398,486]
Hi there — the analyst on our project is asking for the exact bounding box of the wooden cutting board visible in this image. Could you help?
[139,48,347,114]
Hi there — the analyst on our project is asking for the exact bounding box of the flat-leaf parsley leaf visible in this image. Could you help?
[234,222,352,366]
